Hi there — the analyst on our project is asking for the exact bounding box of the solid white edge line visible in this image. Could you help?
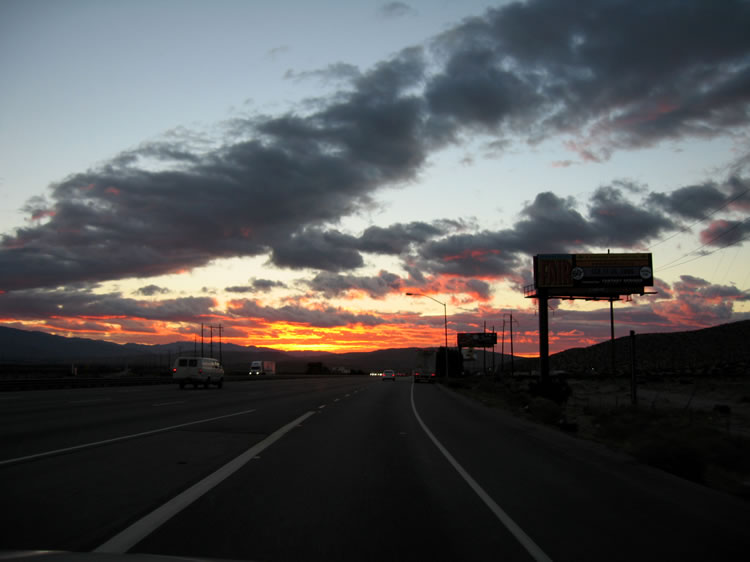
[95,410,316,554]
[410,384,553,562]
[0,409,257,467]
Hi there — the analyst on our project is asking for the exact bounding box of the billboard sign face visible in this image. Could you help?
[457,332,498,347]
[534,253,653,294]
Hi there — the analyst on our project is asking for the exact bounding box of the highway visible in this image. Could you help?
[1,376,749,561]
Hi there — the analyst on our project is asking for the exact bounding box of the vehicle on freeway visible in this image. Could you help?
[172,356,224,389]
[382,369,396,381]
[249,360,276,375]
[413,369,436,383]
[414,348,437,383]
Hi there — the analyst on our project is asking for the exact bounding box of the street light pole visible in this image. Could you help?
[406,292,449,378]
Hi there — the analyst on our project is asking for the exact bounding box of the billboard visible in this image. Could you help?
[534,253,653,294]
[457,332,498,347]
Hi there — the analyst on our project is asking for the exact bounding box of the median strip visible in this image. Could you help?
[94,410,316,554]
[0,408,257,467]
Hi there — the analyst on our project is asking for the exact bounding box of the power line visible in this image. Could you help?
[658,223,749,272]
[647,188,749,251]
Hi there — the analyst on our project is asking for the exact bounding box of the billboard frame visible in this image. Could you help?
[526,253,657,382]
[457,332,498,348]
[530,253,653,298]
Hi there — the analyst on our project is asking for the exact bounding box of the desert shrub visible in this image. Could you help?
[443,379,471,390]
[529,397,562,424]
[593,407,750,488]
[631,435,707,483]
[529,377,571,404]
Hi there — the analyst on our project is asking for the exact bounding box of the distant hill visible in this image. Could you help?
[0,326,422,374]
[2,321,749,376]
[543,320,750,376]
[0,326,271,363]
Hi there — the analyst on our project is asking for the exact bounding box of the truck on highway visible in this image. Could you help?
[413,348,437,383]
[249,360,276,376]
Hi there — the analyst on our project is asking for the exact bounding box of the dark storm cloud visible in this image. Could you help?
[0,288,215,321]
[0,47,428,291]
[3,0,750,293]
[425,47,541,133]
[587,186,674,246]
[648,177,750,221]
[357,220,458,254]
[651,275,750,326]
[229,299,385,328]
[270,228,364,271]
[699,219,750,247]
[225,286,254,294]
[431,0,750,155]
[225,278,287,294]
[378,2,415,19]
[648,183,732,220]
[447,278,493,301]
[307,270,404,299]
[510,192,594,253]
[252,278,288,292]
[414,185,676,278]
[134,284,170,296]
[284,62,361,85]
[418,231,521,276]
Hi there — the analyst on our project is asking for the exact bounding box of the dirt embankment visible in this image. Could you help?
[443,374,750,501]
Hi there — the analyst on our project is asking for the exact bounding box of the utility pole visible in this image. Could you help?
[218,324,223,364]
[492,325,496,376]
[501,318,505,375]
[483,321,487,375]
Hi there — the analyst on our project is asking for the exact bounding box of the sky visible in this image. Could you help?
[1,0,750,357]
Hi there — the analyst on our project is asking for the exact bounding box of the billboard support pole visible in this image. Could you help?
[538,290,549,383]
[510,313,515,377]
[610,298,616,375]
[630,330,637,405]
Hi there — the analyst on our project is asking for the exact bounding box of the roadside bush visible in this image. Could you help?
[528,397,562,425]
[529,377,571,404]
[593,407,750,490]
[631,435,707,483]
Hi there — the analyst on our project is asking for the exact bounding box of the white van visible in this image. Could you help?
[172,356,224,389]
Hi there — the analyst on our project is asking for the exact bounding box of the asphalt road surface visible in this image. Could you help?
[1,376,749,561]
